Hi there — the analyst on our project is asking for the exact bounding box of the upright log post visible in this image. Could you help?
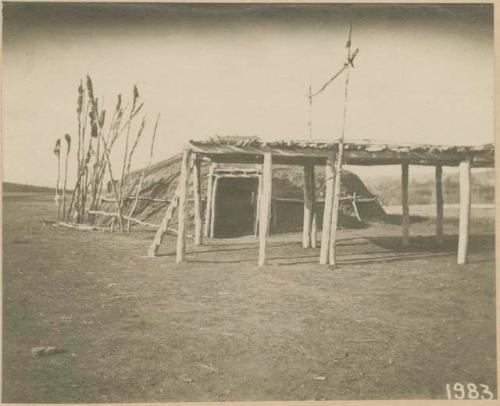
[326,25,353,266]
[458,158,471,265]
[401,163,410,247]
[203,164,216,238]
[310,165,317,248]
[209,176,219,238]
[254,173,263,237]
[435,165,444,245]
[311,212,317,248]
[192,156,203,246]
[329,143,344,266]
[176,149,192,263]
[303,163,315,248]
[258,151,273,266]
[320,152,335,264]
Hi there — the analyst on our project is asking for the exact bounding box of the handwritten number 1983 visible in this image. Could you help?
[446,383,494,400]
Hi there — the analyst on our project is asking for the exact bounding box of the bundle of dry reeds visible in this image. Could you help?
[59,75,156,231]
[53,139,62,220]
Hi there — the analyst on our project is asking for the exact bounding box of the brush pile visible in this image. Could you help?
[97,157,386,233]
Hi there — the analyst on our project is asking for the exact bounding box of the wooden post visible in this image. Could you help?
[435,165,444,245]
[319,152,335,264]
[458,159,471,265]
[329,142,344,266]
[311,212,317,248]
[209,176,219,238]
[310,165,317,248]
[401,163,410,247]
[254,174,262,236]
[176,149,192,263]
[192,157,203,246]
[203,164,215,238]
[303,163,314,248]
[258,151,272,266]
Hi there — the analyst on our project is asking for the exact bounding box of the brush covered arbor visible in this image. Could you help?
[150,138,494,266]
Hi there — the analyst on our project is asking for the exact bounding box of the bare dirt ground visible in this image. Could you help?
[2,193,496,402]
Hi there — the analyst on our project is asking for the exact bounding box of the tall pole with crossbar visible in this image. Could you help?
[329,24,355,266]
[308,24,359,266]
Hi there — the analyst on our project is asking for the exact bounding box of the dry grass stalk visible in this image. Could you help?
[88,106,108,219]
[94,100,123,213]
[111,85,143,230]
[66,149,91,223]
[62,134,71,220]
[86,77,125,228]
[78,99,91,222]
[100,131,125,229]
[71,81,85,222]
[53,139,61,220]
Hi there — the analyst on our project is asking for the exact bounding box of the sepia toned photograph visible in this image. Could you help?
[2,2,496,403]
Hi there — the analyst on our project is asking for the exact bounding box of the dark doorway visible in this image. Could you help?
[213,177,259,237]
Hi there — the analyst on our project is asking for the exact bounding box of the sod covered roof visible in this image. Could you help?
[189,136,494,167]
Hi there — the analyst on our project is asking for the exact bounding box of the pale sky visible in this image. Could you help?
[3,3,494,187]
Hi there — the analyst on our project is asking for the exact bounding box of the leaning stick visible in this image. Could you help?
[121,117,146,230]
[148,183,180,257]
[91,102,123,214]
[93,113,117,212]
[126,117,146,177]
[351,192,362,222]
[107,102,143,227]
[127,114,160,231]
[118,86,140,209]
[88,210,194,239]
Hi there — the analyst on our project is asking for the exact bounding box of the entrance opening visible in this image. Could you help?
[213,177,259,237]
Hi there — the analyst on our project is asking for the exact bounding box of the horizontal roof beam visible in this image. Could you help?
[189,140,494,168]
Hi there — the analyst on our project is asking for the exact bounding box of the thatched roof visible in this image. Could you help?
[189,136,494,167]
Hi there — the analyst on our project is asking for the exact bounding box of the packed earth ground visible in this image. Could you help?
[2,193,496,402]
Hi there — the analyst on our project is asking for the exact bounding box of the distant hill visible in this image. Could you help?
[3,182,55,194]
[364,169,495,206]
